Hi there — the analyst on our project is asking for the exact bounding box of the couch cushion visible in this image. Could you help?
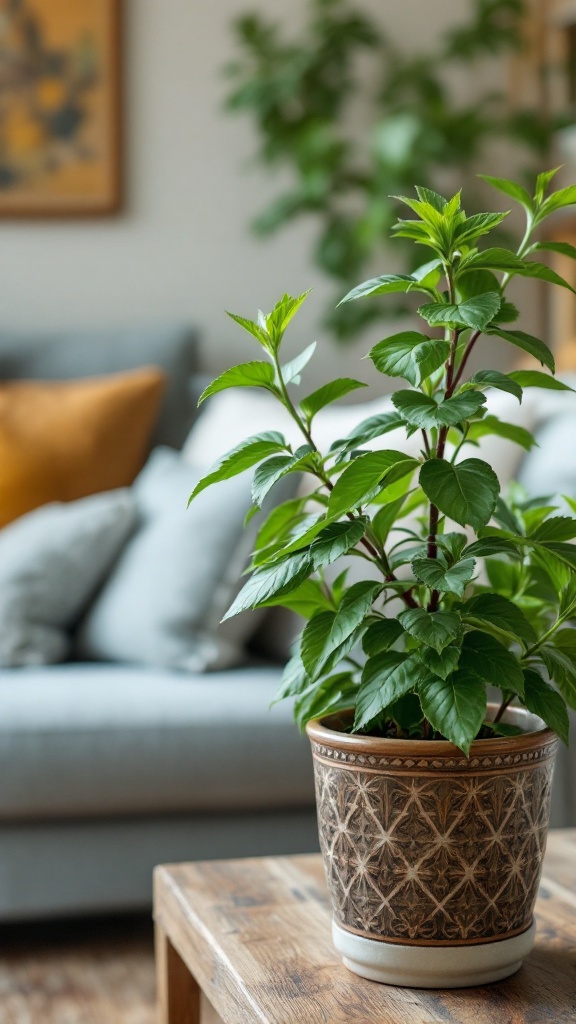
[76,447,262,670]
[0,368,165,526]
[0,490,136,667]
[0,323,199,448]
[0,664,313,819]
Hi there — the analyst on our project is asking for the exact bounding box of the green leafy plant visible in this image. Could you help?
[190,169,576,754]
[224,0,566,340]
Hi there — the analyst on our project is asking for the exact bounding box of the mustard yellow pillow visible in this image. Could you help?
[0,367,166,527]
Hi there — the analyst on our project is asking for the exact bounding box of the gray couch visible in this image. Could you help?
[0,325,574,922]
[0,324,318,921]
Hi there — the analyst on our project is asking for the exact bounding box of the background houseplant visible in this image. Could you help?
[224,0,565,340]
[190,169,576,986]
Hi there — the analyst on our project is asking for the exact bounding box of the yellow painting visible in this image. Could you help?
[0,0,121,216]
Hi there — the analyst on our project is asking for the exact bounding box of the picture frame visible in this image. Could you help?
[0,0,122,217]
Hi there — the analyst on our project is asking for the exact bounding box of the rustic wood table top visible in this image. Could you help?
[153,828,576,1024]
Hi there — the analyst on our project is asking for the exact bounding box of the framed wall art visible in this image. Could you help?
[0,0,122,217]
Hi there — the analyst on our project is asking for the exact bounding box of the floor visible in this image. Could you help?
[0,914,157,1024]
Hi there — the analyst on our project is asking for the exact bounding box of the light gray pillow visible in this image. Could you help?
[0,490,136,667]
[76,447,265,671]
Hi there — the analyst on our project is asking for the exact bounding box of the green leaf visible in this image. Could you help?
[419,458,500,529]
[223,550,311,620]
[281,342,316,385]
[459,631,524,694]
[262,578,333,617]
[537,185,576,221]
[265,291,311,346]
[334,412,404,452]
[522,669,569,745]
[251,445,313,506]
[273,653,310,703]
[355,653,424,731]
[531,240,576,261]
[301,582,380,678]
[419,670,486,754]
[327,451,418,518]
[253,496,308,553]
[508,370,574,393]
[486,329,555,372]
[459,247,526,273]
[534,542,576,572]
[339,274,421,304]
[189,432,287,500]
[411,556,476,598]
[479,174,534,211]
[453,212,509,247]
[294,673,357,732]
[310,519,367,569]
[530,517,576,543]
[368,332,449,387]
[436,391,487,426]
[198,361,277,404]
[372,494,410,545]
[362,619,405,657]
[512,261,576,294]
[300,378,367,420]
[398,607,462,653]
[465,416,536,452]
[392,390,438,428]
[534,167,562,203]
[468,370,523,403]
[417,644,461,680]
[540,642,576,711]
[389,693,425,731]
[226,311,270,348]
[464,537,522,559]
[460,593,537,646]
[419,291,501,330]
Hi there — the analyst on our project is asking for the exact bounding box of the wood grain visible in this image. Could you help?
[156,924,201,1024]
[154,832,576,1024]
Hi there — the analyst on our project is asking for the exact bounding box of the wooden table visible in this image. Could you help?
[153,829,576,1024]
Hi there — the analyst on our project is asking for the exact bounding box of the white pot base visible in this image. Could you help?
[332,919,536,989]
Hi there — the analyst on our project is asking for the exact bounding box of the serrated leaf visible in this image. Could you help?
[310,519,367,569]
[540,642,576,711]
[398,607,462,653]
[436,391,487,426]
[189,432,287,501]
[300,378,367,420]
[512,261,576,294]
[372,494,410,545]
[453,212,509,247]
[339,274,425,305]
[460,593,537,646]
[479,174,534,211]
[508,370,574,392]
[281,342,316,385]
[419,291,501,330]
[355,652,424,731]
[459,631,524,694]
[262,577,333,617]
[294,673,358,732]
[486,328,555,372]
[301,582,380,678]
[198,361,277,404]
[419,458,500,529]
[459,247,526,273]
[468,370,523,402]
[522,669,569,745]
[253,496,307,553]
[300,612,336,677]
[537,185,576,221]
[534,542,576,572]
[531,240,576,261]
[332,411,405,453]
[226,311,270,348]
[419,670,486,754]
[265,291,311,345]
[362,619,405,657]
[328,451,418,518]
[251,445,313,506]
[464,537,522,559]
[530,516,576,543]
[417,644,461,680]
[411,557,476,597]
[223,550,311,620]
[368,332,449,387]
[465,415,536,451]
[273,653,310,704]
[392,390,438,428]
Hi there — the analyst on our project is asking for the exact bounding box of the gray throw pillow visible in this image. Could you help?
[0,490,136,667]
[76,448,265,671]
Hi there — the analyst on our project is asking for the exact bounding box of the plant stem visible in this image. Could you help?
[452,329,481,391]
[493,693,515,724]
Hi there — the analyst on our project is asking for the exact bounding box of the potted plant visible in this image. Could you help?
[190,169,576,988]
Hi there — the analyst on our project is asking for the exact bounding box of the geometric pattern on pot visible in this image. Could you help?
[312,755,556,946]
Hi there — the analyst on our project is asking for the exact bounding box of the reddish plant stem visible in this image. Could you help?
[451,329,481,392]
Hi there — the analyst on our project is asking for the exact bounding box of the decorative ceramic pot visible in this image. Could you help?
[306,706,558,988]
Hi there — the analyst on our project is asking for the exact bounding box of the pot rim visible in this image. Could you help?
[306,703,557,758]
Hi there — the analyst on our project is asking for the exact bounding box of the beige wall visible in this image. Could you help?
[0,1,538,387]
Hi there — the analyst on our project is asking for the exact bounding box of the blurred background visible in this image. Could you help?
[0,0,574,388]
